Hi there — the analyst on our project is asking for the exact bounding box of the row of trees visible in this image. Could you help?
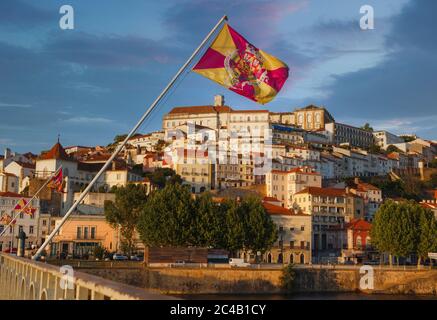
[371,200,437,265]
[104,183,278,256]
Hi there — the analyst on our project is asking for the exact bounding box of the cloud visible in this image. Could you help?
[0,102,32,108]
[44,31,184,68]
[163,0,308,46]
[318,1,437,139]
[63,116,115,124]
[0,0,55,29]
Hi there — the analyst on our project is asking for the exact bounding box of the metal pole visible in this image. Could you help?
[33,15,228,260]
[0,166,62,238]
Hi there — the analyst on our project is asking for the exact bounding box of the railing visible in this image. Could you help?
[0,253,175,300]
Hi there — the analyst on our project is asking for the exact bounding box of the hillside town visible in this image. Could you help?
[1,95,437,265]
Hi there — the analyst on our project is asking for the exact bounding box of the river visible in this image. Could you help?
[176,293,437,300]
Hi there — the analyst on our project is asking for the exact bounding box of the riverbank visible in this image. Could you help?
[81,266,437,296]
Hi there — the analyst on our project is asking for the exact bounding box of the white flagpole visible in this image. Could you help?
[0,166,63,238]
[32,15,228,260]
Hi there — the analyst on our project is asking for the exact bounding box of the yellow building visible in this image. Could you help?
[262,201,312,264]
[292,187,364,251]
[50,214,120,257]
[266,167,322,208]
[292,105,334,130]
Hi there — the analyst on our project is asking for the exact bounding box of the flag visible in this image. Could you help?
[47,169,64,193]
[14,198,36,217]
[0,214,16,225]
[14,198,27,211]
[193,23,289,104]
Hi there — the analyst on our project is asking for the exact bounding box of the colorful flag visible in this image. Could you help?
[14,198,27,212]
[0,214,16,225]
[47,169,64,193]
[193,23,289,104]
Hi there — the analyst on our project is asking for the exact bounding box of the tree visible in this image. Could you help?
[371,200,423,265]
[240,197,277,256]
[361,123,374,132]
[417,208,437,265]
[104,184,148,255]
[138,183,196,247]
[147,168,181,189]
[386,145,402,154]
[193,192,226,248]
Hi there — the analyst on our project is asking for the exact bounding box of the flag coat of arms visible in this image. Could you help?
[47,169,64,193]
[0,214,16,225]
[193,23,289,104]
[14,199,36,216]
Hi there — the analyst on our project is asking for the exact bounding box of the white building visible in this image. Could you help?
[0,191,40,251]
[373,131,403,148]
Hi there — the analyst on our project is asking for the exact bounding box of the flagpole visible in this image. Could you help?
[32,15,228,260]
[0,166,63,238]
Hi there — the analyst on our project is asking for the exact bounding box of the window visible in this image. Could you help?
[19,212,24,219]
[29,226,34,234]
[300,225,305,231]
[91,227,96,239]
[77,227,82,239]
[289,241,295,248]
[84,227,89,239]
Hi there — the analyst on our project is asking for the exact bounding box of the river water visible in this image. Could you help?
[177,293,437,300]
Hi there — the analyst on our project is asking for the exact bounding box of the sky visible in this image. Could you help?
[0,0,436,153]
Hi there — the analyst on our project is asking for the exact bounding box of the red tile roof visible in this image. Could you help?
[0,192,24,198]
[262,202,294,216]
[347,219,372,231]
[262,202,308,216]
[263,196,281,202]
[356,182,380,192]
[168,105,232,115]
[38,143,72,161]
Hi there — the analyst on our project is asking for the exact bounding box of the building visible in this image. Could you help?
[4,160,35,192]
[266,167,322,208]
[325,122,374,149]
[330,219,373,264]
[173,148,215,193]
[282,105,335,130]
[262,201,312,264]
[50,213,120,258]
[0,172,19,193]
[349,178,382,221]
[373,131,403,148]
[292,187,365,252]
[0,192,40,251]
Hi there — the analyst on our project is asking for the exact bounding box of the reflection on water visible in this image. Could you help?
[177,292,437,300]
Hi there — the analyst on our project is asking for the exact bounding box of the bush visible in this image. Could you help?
[280,264,296,292]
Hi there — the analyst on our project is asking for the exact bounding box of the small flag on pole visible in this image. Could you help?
[14,198,27,211]
[47,169,64,193]
[0,214,16,225]
[193,23,289,104]
[14,199,36,217]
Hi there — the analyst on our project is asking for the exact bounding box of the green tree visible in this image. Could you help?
[240,197,277,256]
[386,145,402,154]
[138,183,196,247]
[147,168,181,189]
[417,208,437,265]
[104,184,148,255]
[371,200,422,265]
[361,123,374,132]
[193,193,226,248]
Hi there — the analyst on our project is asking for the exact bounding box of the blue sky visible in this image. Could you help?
[0,0,436,153]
